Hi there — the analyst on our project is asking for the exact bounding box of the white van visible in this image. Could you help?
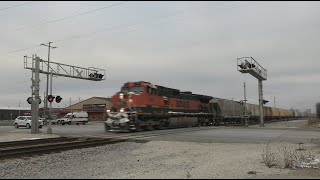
[59,112,89,125]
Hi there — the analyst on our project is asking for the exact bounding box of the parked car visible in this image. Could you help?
[14,116,43,129]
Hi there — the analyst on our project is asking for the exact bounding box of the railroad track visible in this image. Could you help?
[71,126,216,141]
[115,126,216,139]
[221,118,300,127]
[0,126,212,160]
[0,119,301,160]
[0,136,127,160]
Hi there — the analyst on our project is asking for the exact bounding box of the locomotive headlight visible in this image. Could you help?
[119,93,124,99]
[106,109,111,112]
[120,108,125,112]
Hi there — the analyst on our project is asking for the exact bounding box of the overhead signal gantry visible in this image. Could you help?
[24,55,106,134]
[237,57,267,127]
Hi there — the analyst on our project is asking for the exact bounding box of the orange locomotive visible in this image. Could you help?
[105,81,213,131]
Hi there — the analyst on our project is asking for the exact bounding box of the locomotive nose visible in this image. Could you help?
[119,93,130,100]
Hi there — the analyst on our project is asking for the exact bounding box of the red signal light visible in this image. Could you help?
[56,96,62,103]
[48,95,55,103]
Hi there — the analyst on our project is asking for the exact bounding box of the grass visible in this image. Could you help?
[308,116,320,126]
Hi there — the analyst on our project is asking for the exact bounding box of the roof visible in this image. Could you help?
[65,96,111,109]
[93,97,111,101]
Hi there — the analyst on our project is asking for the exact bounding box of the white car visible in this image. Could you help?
[14,116,43,129]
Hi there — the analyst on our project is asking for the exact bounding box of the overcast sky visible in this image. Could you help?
[1,1,320,112]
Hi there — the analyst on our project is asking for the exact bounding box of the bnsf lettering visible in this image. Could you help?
[176,100,190,108]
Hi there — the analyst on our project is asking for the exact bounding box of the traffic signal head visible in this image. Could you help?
[27,97,41,104]
[56,96,62,103]
[48,95,55,102]
[27,97,32,104]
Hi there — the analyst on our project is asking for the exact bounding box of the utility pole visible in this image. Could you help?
[48,70,53,133]
[43,91,46,123]
[243,82,248,127]
[18,100,21,116]
[274,97,276,108]
[40,42,57,134]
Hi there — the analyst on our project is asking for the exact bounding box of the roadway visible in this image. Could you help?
[1,119,319,145]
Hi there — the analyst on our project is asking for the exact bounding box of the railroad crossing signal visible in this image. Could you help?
[48,95,55,102]
[27,97,32,104]
[89,72,104,80]
[27,97,41,104]
[56,96,62,103]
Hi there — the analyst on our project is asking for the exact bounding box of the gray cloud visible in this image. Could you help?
[1,1,320,113]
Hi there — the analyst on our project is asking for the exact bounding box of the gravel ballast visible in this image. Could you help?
[1,140,319,179]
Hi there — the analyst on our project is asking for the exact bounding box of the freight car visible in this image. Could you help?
[105,81,303,132]
[209,98,303,125]
[105,81,213,131]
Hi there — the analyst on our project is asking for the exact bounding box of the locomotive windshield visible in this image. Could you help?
[121,87,129,93]
[131,86,144,94]
[120,86,144,94]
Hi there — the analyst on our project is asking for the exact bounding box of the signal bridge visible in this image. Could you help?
[237,57,267,81]
[237,57,267,127]
[24,55,106,134]
[24,57,105,81]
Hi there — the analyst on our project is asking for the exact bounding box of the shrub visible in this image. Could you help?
[261,144,277,168]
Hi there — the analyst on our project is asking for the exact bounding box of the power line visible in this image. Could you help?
[79,1,258,41]
[0,1,33,11]
[10,1,128,31]
[7,1,256,54]
[53,1,227,44]
[114,2,241,33]
[8,45,41,54]
[7,1,221,54]
[55,1,251,44]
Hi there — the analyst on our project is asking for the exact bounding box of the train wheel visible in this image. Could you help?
[143,124,154,131]
[133,124,142,132]
[154,120,166,130]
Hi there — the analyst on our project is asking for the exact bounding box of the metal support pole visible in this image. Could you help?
[30,55,34,99]
[47,70,53,134]
[244,82,248,127]
[40,42,57,134]
[44,91,46,124]
[31,56,40,134]
[45,43,51,123]
[258,80,264,127]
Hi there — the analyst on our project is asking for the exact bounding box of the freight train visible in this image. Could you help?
[104,81,303,132]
